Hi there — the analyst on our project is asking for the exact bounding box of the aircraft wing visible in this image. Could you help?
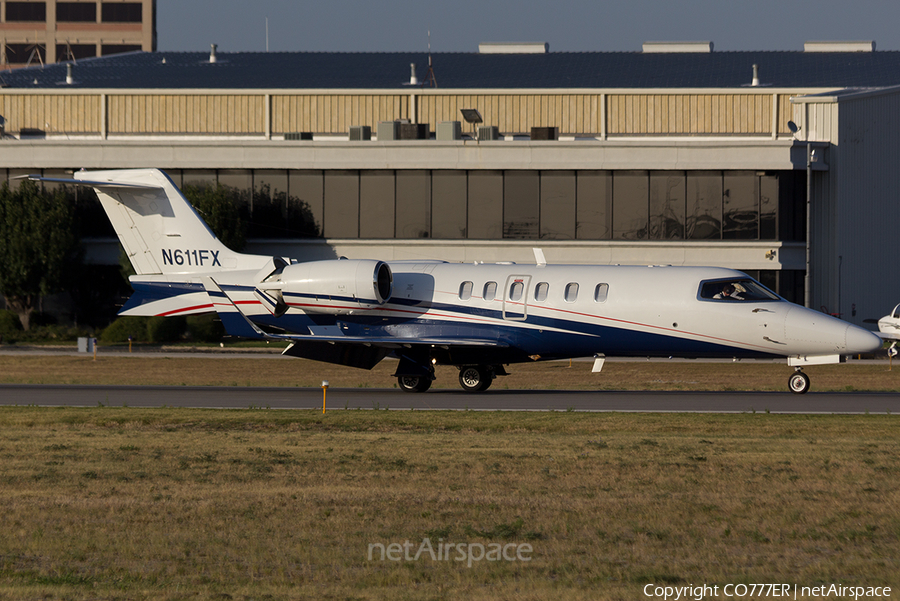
[201,276,507,348]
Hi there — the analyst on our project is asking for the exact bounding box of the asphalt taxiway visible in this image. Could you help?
[1,384,898,414]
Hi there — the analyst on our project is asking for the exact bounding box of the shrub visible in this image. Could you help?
[100,316,149,343]
[24,324,89,342]
[186,314,225,343]
[146,316,186,343]
[29,311,58,327]
[0,309,23,343]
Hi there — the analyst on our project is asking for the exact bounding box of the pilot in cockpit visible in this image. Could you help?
[714,283,744,300]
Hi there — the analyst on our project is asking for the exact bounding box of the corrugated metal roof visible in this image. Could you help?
[4,50,900,89]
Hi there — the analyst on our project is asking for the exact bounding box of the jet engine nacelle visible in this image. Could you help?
[278,259,393,315]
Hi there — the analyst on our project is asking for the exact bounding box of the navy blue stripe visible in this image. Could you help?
[125,280,779,359]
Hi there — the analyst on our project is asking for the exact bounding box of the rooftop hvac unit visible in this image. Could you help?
[531,126,558,140]
[477,125,500,141]
[399,123,429,140]
[349,125,371,141]
[377,121,399,141]
[437,121,462,141]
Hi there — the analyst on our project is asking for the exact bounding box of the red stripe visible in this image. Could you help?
[158,303,214,317]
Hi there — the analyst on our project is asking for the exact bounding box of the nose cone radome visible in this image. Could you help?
[845,324,884,354]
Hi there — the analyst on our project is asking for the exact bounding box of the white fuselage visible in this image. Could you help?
[151,261,881,362]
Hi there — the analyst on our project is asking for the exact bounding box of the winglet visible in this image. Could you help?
[201,277,266,339]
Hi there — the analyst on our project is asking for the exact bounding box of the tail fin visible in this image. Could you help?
[72,169,266,275]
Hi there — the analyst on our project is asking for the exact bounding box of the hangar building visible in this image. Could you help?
[0,40,898,326]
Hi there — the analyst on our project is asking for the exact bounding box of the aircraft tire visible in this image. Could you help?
[459,366,492,393]
[398,375,432,393]
[788,371,810,394]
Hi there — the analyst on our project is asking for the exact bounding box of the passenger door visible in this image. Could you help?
[502,275,531,321]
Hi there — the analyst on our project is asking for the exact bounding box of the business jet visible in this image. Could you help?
[27,169,882,394]
[864,305,900,359]
[865,304,900,341]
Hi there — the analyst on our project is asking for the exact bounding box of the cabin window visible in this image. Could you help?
[534,282,549,302]
[459,281,473,300]
[699,279,779,302]
[594,283,609,302]
[483,281,497,302]
[509,281,524,302]
[565,283,579,303]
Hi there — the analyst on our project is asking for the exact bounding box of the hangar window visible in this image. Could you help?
[57,2,96,22]
[594,283,609,303]
[57,44,96,60]
[565,283,579,303]
[483,281,497,302]
[534,282,549,302]
[459,281,473,301]
[101,44,141,55]
[5,43,45,63]
[101,2,142,22]
[6,2,46,21]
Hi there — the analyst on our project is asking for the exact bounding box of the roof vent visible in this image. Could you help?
[478,42,548,54]
[642,41,713,53]
[408,63,418,85]
[804,41,875,52]
[66,63,74,85]
[209,43,217,63]
[741,63,770,88]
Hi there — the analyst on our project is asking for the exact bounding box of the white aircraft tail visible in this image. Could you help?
[73,168,267,275]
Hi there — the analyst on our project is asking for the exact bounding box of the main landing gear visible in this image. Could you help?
[397,375,432,393]
[395,363,507,393]
[458,365,494,393]
[788,368,810,394]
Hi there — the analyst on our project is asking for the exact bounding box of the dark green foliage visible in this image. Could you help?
[146,316,185,343]
[186,313,224,342]
[251,183,320,238]
[68,264,133,329]
[0,180,80,330]
[99,316,149,343]
[182,183,247,251]
[100,315,187,343]
[0,309,24,343]
[28,311,57,327]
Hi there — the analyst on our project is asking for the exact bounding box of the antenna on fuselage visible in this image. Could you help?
[533,248,547,267]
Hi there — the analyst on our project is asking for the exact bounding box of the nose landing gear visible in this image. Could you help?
[788,369,810,394]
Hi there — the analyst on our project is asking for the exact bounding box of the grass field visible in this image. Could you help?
[0,408,897,600]
[0,353,898,599]
[2,352,900,392]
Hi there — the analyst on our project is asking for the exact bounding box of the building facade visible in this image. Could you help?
[0,43,897,326]
[0,0,155,67]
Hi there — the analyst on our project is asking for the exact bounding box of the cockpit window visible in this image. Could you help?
[699,279,780,302]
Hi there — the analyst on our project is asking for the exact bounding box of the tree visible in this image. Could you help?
[0,180,79,330]
[182,183,247,251]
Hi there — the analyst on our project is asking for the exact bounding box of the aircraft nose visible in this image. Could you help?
[845,324,883,354]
